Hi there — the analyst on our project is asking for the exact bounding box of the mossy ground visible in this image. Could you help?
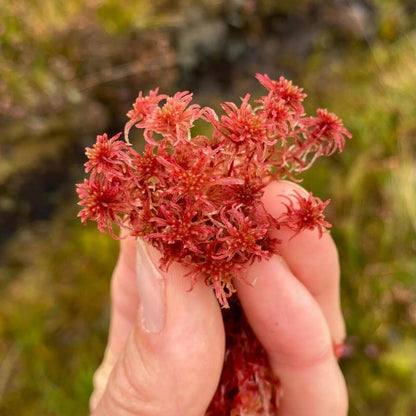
[0,1,414,415]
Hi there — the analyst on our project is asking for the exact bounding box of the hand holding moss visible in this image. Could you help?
[89,181,347,416]
[78,74,351,414]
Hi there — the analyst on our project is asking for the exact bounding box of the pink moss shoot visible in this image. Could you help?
[76,74,351,415]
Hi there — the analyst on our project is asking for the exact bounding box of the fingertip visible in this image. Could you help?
[119,234,136,272]
[262,180,309,218]
[262,180,346,349]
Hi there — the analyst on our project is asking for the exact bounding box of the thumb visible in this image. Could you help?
[91,240,225,416]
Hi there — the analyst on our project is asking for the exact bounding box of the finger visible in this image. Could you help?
[262,180,346,346]
[90,235,140,410]
[109,235,140,353]
[92,242,225,416]
[235,255,348,415]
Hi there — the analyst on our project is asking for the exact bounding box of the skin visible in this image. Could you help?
[90,181,348,416]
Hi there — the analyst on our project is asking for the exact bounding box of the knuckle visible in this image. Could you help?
[101,349,152,416]
[274,301,334,368]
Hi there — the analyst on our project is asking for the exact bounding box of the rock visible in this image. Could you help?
[323,0,376,40]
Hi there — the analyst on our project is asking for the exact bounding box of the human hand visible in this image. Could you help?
[89,231,225,415]
[89,181,347,416]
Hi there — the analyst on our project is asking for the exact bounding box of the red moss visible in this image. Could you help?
[278,190,332,238]
[76,74,351,415]
[206,300,278,416]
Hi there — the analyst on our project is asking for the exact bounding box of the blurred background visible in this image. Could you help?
[0,0,414,414]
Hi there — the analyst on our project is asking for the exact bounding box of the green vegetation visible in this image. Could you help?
[302,30,415,415]
[0,0,414,414]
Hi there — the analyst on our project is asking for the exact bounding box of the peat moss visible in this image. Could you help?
[0,1,414,415]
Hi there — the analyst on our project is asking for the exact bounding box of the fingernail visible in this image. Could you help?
[136,239,166,333]
[333,341,346,359]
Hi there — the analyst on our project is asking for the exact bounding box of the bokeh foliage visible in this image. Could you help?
[0,0,415,415]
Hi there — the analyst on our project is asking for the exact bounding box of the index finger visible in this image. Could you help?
[263,180,346,347]
[234,255,348,415]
